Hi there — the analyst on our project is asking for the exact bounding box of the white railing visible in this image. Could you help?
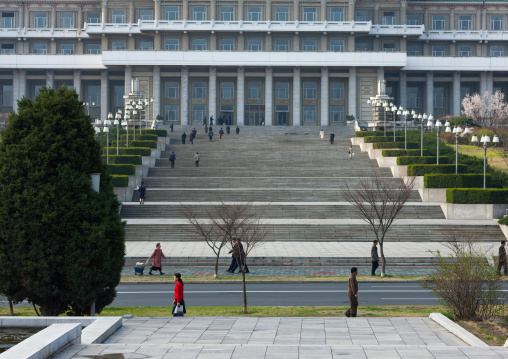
[421,29,508,41]
[84,22,141,34]
[0,27,89,38]
[369,24,424,36]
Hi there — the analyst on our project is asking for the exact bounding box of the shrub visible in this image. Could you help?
[102,155,142,165]
[407,164,467,176]
[111,175,129,187]
[103,147,151,156]
[382,149,431,157]
[498,216,508,225]
[397,156,449,165]
[450,116,475,128]
[120,134,158,142]
[141,129,167,137]
[446,188,508,204]
[373,142,419,149]
[112,140,157,149]
[355,131,395,137]
[363,136,405,143]
[107,164,135,175]
[425,174,490,188]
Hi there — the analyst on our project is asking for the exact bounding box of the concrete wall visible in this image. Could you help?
[441,203,508,220]
[418,188,447,202]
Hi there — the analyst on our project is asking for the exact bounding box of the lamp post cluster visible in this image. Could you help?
[94,112,122,164]
[445,124,471,174]
[367,99,398,137]
[471,133,500,189]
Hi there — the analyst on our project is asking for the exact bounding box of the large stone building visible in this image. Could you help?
[0,0,507,126]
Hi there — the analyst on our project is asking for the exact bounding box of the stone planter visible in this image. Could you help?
[351,137,364,146]
[499,224,508,241]
[114,187,134,202]
[418,188,447,202]
[128,175,143,188]
[390,165,407,178]
[368,149,384,159]
[440,203,508,220]
[403,176,424,189]
[377,156,397,167]
[359,142,373,152]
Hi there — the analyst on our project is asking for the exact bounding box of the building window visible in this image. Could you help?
[220,82,234,99]
[220,38,234,51]
[87,85,101,106]
[275,82,289,99]
[87,43,101,54]
[248,7,261,21]
[383,43,396,52]
[303,7,317,21]
[192,105,206,123]
[490,46,504,57]
[60,43,74,54]
[139,10,153,21]
[458,46,471,57]
[275,39,289,51]
[220,6,234,21]
[112,10,126,23]
[406,14,419,25]
[1,44,14,54]
[1,12,15,28]
[34,12,48,28]
[491,15,503,31]
[355,42,369,51]
[247,38,262,51]
[330,83,344,99]
[113,85,124,107]
[112,41,126,50]
[1,85,13,107]
[60,12,74,28]
[432,15,445,30]
[33,43,47,54]
[87,12,100,24]
[193,6,206,21]
[192,82,206,98]
[165,105,179,122]
[383,11,395,25]
[330,105,344,122]
[460,87,471,102]
[139,41,153,50]
[330,8,344,21]
[165,6,179,20]
[434,87,445,109]
[330,40,344,51]
[355,11,369,22]
[407,45,420,56]
[275,7,289,21]
[165,39,179,50]
[432,46,445,56]
[407,87,419,108]
[303,82,316,99]
[248,82,262,99]
[303,105,316,122]
[302,39,317,51]
[165,82,179,98]
[192,38,207,50]
[459,15,472,30]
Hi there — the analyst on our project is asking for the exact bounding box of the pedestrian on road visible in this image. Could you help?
[194,152,200,167]
[320,129,324,140]
[345,267,358,317]
[169,151,176,168]
[138,182,146,205]
[208,130,213,142]
[170,123,174,133]
[371,240,379,276]
[498,240,507,275]
[349,145,353,159]
[330,131,335,145]
[219,128,224,139]
[149,243,166,275]
[227,238,238,273]
[226,125,231,135]
[172,273,186,317]
[236,126,240,135]
[181,132,186,144]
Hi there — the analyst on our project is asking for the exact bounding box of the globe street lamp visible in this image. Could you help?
[115,110,121,155]
[382,101,389,137]
[435,118,443,164]
[104,114,112,164]
[402,109,410,150]
[396,106,403,142]
[481,134,491,189]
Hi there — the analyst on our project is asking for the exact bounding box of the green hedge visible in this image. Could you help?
[407,164,468,176]
[425,174,490,189]
[120,134,158,142]
[113,140,157,149]
[498,216,508,225]
[102,155,142,165]
[141,129,167,137]
[446,188,508,204]
[107,164,135,175]
[373,142,419,149]
[396,156,449,165]
[103,147,151,156]
[364,136,405,143]
[355,131,395,137]
[382,149,431,157]
[111,175,129,187]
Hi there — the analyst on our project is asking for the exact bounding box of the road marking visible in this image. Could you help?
[117,290,432,294]
[381,298,437,300]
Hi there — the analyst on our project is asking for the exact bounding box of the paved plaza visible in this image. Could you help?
[55,317,508,358]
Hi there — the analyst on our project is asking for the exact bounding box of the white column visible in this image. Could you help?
[487,72,494,95]
[100,70,108,121]
[180,67,189,125]
[12,70,25,112]
[480,71,487,95]
[153,66,161,121]
[209,67,216,120]
[377,67,384,93]
[264,68,273,126]
[348,67,357,119]
[292,67,300,126]
[124,66,132,95]
[237,67,245,126]
[399,71,407,109]
[46,70,54,89]
[452,71,461,117]
[320,67,329,126]
[101,0,108,22]
[154,0,161,20]
[73,70,81,100]
[426,71,433,115]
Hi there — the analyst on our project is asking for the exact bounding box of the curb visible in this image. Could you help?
[120,279,422,284]
[429,313,489,348]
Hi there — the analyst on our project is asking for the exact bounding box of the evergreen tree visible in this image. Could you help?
[0,87,125,316]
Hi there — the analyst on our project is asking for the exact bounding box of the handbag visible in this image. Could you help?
[173,304,184,316]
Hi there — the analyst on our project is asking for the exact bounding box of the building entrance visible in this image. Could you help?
[219,105,234,125]
[276,106,289,125]
[245,105,265,126]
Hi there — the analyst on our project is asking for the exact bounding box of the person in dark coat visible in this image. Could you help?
[209,125,213,133]
[203,116,207,126]
[236,126,240,134]
[234,238,249,273]
[181,132,186,144]
[226,125,231,134]
[170,123,174,132]
[204,125,208,134]
[330,131,335,145]
[169,151,176,168]
[208,130,213,142]
[189,131,194,144]
[210,116,214,125]
[219,128,224,139]
[138,182,146,205]
[227,238,238,273]
[498,240,507,275]
[371,240,379,276]
[193,128,197,138]
[345,267,358,317]
[149,243,166,275]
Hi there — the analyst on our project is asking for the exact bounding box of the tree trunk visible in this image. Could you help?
[9,300,14,316]
[242,268,247,314]
[40,302,64,316]
[214,253,219,278]
[380,242,386,277]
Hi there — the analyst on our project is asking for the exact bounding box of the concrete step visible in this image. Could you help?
[164,124,355,136]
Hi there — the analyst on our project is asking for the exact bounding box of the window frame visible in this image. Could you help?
[303,82,317,99]
[458,15,472,31]
[60,12,74,28]
[1,12,15,28]
[330,105,344,122]
[33,43,47,54]
[406,14,419,25]
[165,82,179,99]
[33,12,48,28]
[247,82,262,99]
[303,105,317,122]
[490,15,503,31]
[87,43,101,54]
[302,7,317,22]
[112,40,126,50]
[192,38,207,51]
[330,82,344,99]
[275,38,290,51]
[220,82,234,99]
[302,39,317,51]
[112,9,126,24]
[458,45,472,57]
[275,7,289,21]
[432,45,445,57]
[0,43,14,54]
[382,11,395,26]
[87,12,100,24]
[193,6,207,21]
[247,38,262,51]
[139,9,153,21]
[330,7,344,22]
[220,6,234,21]
[60,43,75,55]
[165,38,179,50]
[275,82,289,99]
[165,6,179,20]
[139,40,153,50]
[248,7,262,21]
[330,39,344,52]
[165,105,179,122]
[192,82,206,99]
[432,14,445,30]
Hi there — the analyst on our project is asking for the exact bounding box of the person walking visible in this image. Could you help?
[169,151,176,168]
[226,125,231,135]
[330,131,335,145]
[189,130,194,144]
[227,238,238,273]
[138,182,146,205]
[349,145,353,159]
[193,128,197,139]
[204,124,208,134]
[209,125,213,133]
[172,273,186,317]
[194,152,200,167]
[208,130,213,142]
[320,129,324,140]
[148,243,166,275]
[371,240,379,276]
[181,132,186,144]
[203,116,207,126]
[234,238,249,273]
[170,123,174,133]
[345,267,358,317]
[219,128,224,139]
[236,126,240,134]
[498,240,507,276]
[210,116,214,126]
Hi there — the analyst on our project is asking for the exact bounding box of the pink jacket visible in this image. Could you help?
[150,248,166,267]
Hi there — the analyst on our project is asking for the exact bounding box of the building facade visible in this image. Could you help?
[1,0,508,126]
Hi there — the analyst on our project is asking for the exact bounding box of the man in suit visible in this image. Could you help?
[498,240,507,276]
[169,151,176,168]
[181,132,186,144]
[345,267,358,317]
[227,238,238,273]
[371,240,379,276]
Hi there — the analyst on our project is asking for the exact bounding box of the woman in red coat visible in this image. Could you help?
[172,273,186,317]
[149,243,166,275]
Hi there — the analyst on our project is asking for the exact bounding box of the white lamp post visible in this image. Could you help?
[115,111,121,155]
[435,119,442,164]
[103,115,112,164]
[402,109,410,150]
[382,101,389,136]
[480,134,491,189]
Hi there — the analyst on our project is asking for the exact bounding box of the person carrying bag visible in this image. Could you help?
[172,273,186,317]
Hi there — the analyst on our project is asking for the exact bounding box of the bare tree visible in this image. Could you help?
[341,171,415,276]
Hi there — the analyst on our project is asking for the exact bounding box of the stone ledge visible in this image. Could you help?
[418,188,447,203]
[440,203,508,220]
[81,317,122,344]
[429,313,488,348]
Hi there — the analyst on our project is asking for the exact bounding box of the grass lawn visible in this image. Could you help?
[458,145,508,173]
[121,275,427,282]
